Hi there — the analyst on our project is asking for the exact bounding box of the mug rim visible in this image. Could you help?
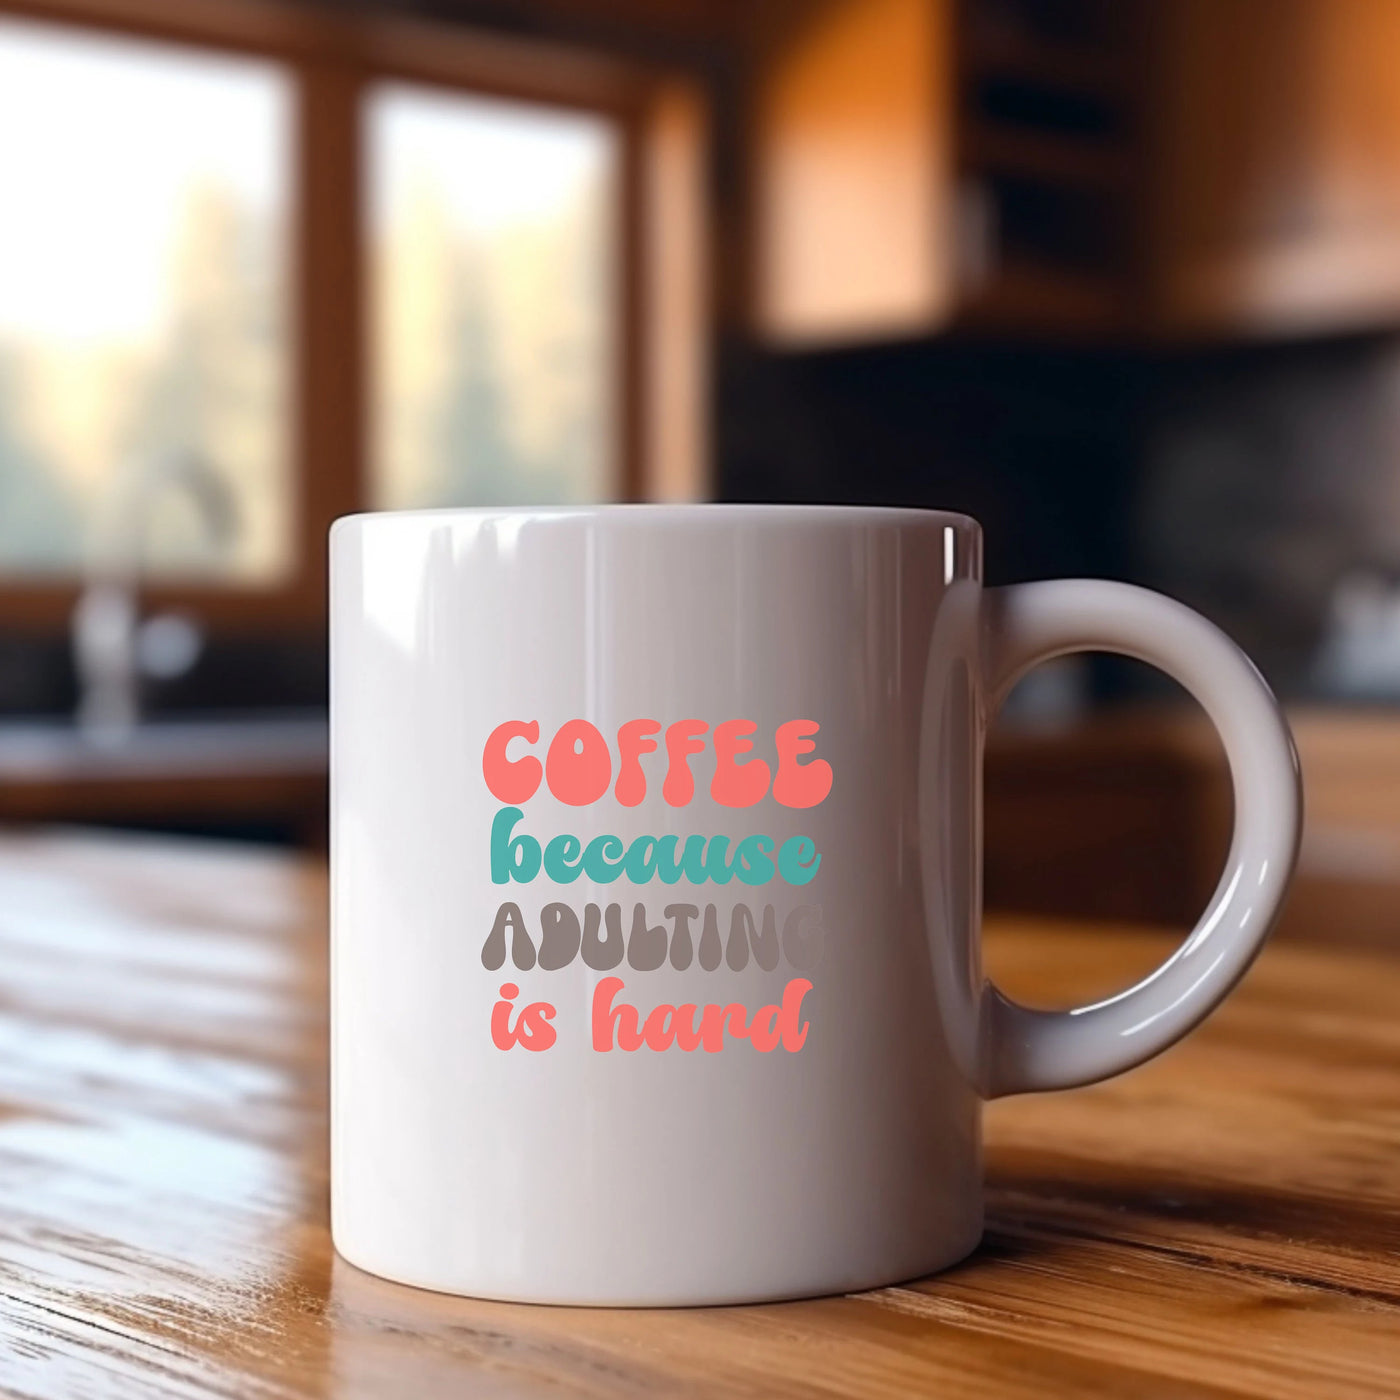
[332,502,981,534]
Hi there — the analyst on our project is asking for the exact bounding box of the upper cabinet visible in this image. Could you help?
[1148,0,1400,335]
[750,0,956,343]
[747,0,1400,344]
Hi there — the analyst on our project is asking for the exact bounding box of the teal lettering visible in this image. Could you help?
[543,833,584,883]
[734,834,776,885]
[778,835,822,886]
[623,835,660,883]
[491,806,541,884]
[703,835,736,885]
[582,834,626,883]
[655,834,708,884]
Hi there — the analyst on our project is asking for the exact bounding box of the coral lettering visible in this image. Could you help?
[482,717,831,809]
[591,976,812,1053]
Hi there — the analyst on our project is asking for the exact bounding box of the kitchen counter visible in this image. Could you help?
[986,705,1400,945]
[0,713,327,843]
[0,832,1396,1397]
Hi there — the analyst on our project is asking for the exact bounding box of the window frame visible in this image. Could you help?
[0,0,703,634]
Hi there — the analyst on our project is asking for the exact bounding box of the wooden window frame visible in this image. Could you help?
[0,0,708,635]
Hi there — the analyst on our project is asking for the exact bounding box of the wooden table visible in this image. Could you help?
[0,832,1397,1397]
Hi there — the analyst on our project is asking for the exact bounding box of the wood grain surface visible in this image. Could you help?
[0,830,1396,1398]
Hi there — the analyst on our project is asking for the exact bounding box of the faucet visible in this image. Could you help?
[71,451,238,744]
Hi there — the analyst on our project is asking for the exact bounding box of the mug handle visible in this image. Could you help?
[978,579,1302,1097]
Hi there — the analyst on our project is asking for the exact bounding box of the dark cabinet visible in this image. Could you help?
[748,0,1400,342]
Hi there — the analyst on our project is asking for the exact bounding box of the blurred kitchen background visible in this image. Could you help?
[0,0,1396,940]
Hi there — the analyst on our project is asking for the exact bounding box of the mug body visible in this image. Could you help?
[330,504,986,1305]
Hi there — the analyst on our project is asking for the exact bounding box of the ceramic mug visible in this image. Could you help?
[329,504,1300,1306]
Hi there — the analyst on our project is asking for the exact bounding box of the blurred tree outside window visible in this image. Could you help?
[369,84,620,511]
[0,18,291,582]
[0,20,626,605]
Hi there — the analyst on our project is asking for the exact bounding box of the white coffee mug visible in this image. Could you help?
[329,505,1299,1306]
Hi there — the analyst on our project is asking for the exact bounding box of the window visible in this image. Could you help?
[0,19,291,582]
[0,2,705,635]
[369,85,620,510]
